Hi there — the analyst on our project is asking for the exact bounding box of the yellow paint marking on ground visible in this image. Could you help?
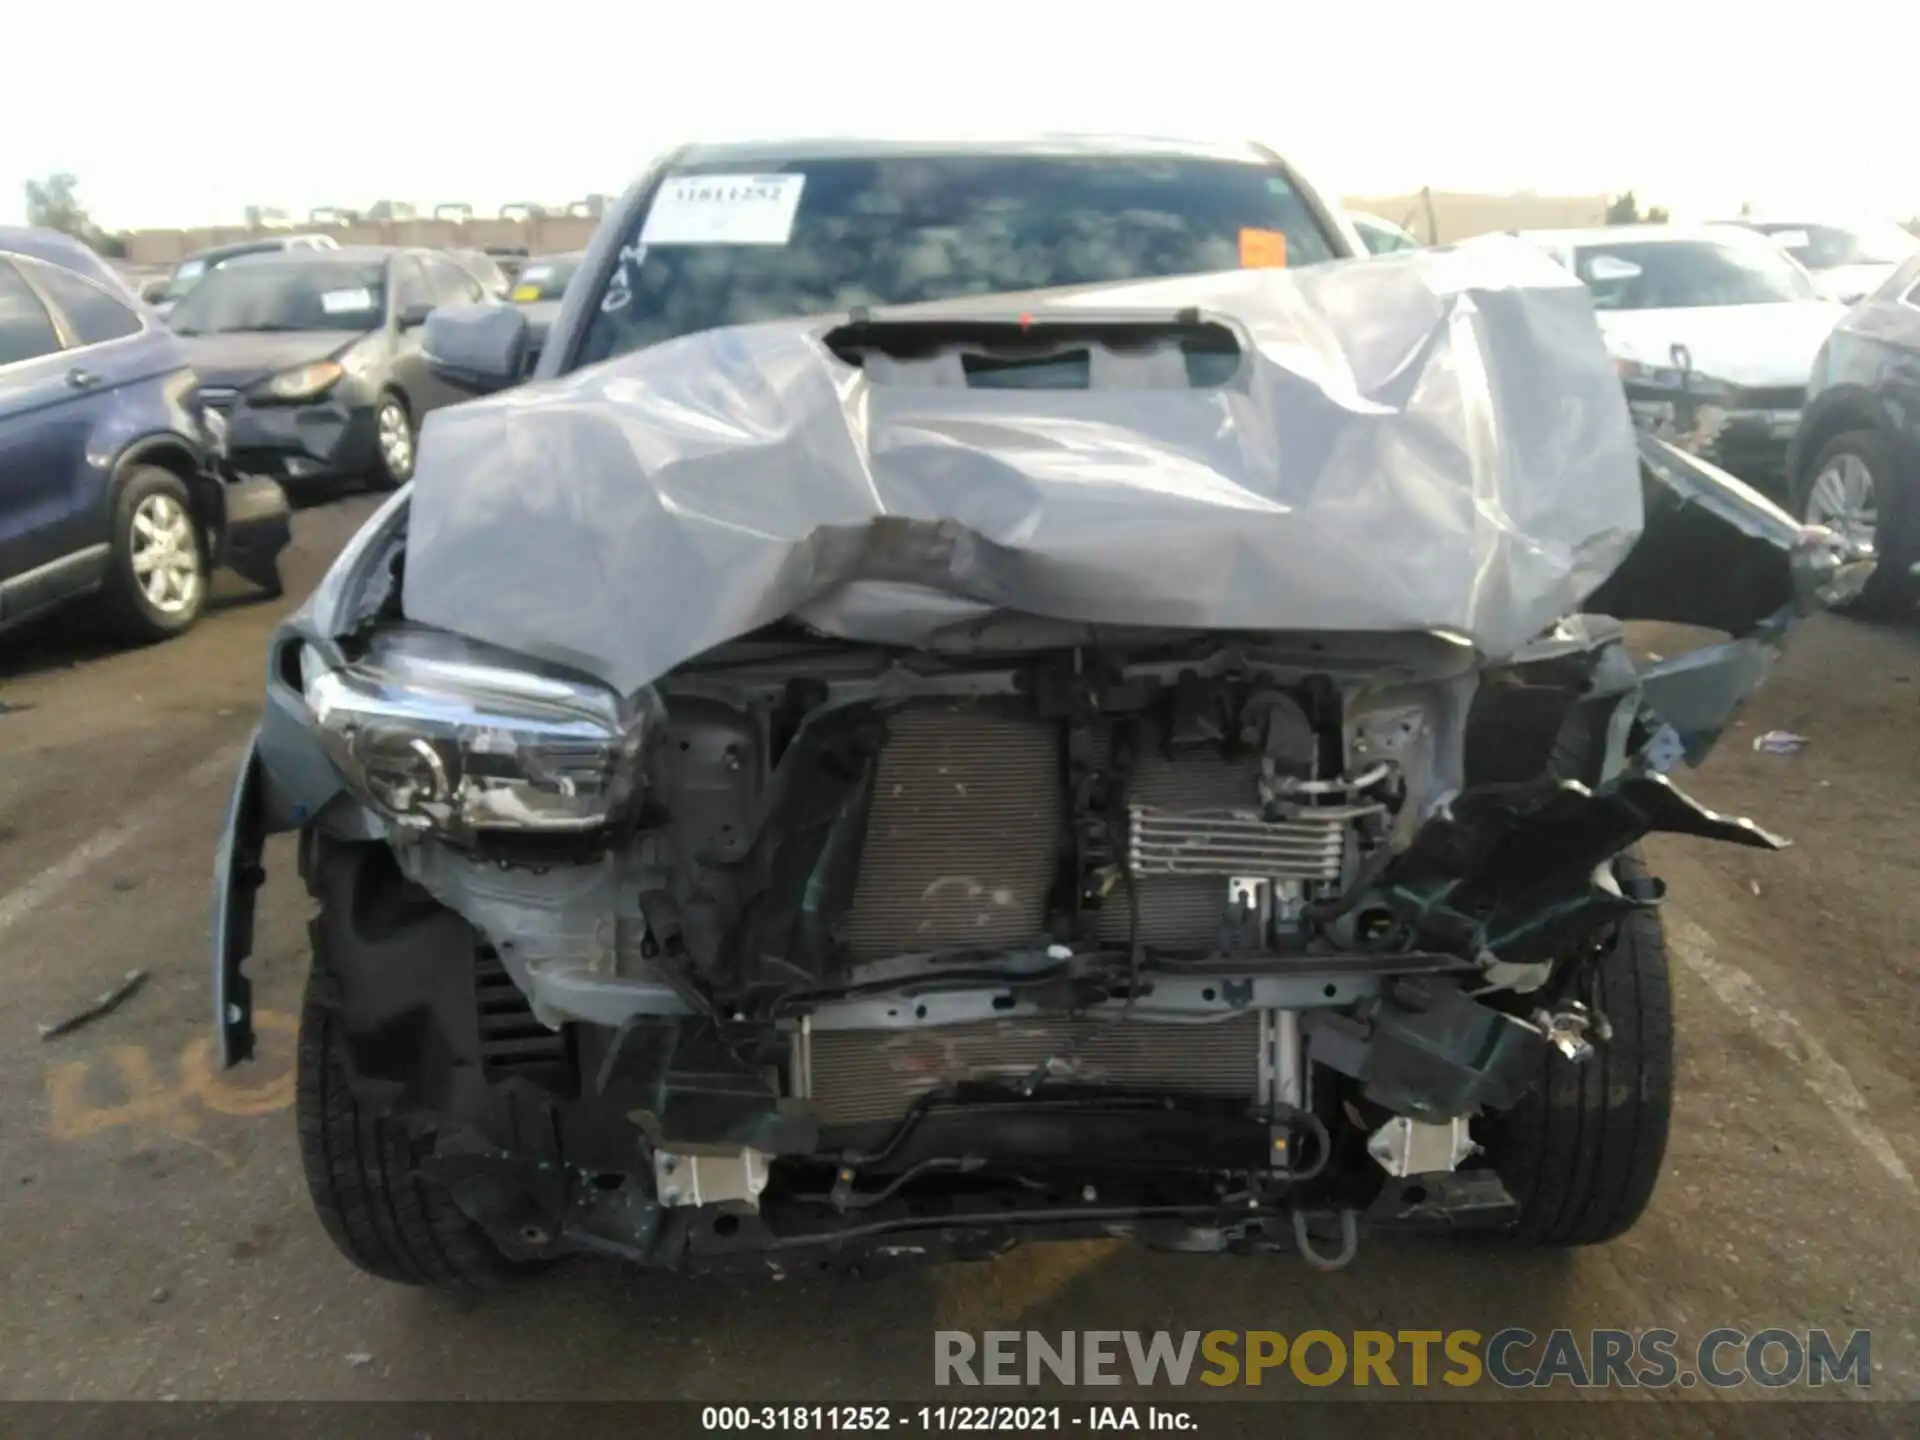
[42,1009,297,1144]
[935,1239,1128,1332]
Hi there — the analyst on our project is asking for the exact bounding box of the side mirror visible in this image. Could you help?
[140,279,169,304]
[397,302,435,329]
[422,303,529,394]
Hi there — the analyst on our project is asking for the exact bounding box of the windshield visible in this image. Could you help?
[167,260,387,334]
[1751,221,1920,270]
[1570,237,1817,310]
[163,257,211,301]
[510,254,583,303]
[575,153,1340,368]
[164,246,273,300]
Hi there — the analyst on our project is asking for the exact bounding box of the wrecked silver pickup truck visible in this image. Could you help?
[212,138,1862,1287]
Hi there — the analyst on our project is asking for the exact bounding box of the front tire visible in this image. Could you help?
[1795,428,1912,618]
[295,949,535,1289]
[367,392,415,491]
[99,467,208,642]
[1485,853,1673,1246]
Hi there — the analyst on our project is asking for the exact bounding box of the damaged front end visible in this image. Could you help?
[214,252,1859,1277]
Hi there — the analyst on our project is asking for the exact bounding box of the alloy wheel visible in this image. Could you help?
[1805,450,1880,605]
[130,492,202,615]
[378,401,414,482]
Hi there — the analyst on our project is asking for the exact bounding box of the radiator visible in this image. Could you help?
[839,706,1351,961]
[1096,752,1345,948]
[840,706,1061,961]
[801,1012,1268,1126]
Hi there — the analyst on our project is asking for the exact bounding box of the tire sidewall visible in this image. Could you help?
[105,466,208,640]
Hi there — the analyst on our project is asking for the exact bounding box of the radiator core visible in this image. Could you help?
[840,707,1351,960]
[840,706,1061,962]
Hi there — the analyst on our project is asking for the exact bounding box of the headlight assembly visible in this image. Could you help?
[258,360,345,402]
[301,629,647,843]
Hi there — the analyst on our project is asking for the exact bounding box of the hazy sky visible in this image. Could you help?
[6,0,1914,231]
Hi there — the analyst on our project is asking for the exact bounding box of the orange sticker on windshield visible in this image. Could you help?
[1239,228,1289,268]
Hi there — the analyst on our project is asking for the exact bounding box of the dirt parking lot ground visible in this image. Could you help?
[1,496,1916,1418]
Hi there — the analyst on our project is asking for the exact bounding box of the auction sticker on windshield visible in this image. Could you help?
[640,173,806,246]
[320,287,376,314]
[1239,228,1289,268]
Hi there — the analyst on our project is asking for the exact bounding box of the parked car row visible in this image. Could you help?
[1505,222,1917,616]
[1,228,290,642]
[1718,218,1919,306]
[169,246,493,490]
[2,230,521,647]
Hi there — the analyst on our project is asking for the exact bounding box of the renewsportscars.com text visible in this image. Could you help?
[934,1328,1871,1390]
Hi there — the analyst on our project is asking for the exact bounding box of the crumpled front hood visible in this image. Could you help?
[1597,302,1846,388]
[401,239,1645,695]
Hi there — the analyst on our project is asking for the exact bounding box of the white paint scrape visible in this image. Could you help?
[0,740,248,940]
[1673,919,1914,1190]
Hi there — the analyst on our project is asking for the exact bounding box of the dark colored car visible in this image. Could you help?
[1789,253,1920,616]
[155,234,340,316]
[170,247,487,491]
[1,229,289,641]
[504,250,583,369]
[215,137,1839,1291]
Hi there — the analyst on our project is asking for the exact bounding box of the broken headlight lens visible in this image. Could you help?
[301,629,646,842]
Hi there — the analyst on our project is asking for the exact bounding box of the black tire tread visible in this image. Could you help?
[295,918,533,1289]
[1496,851,1673,1246]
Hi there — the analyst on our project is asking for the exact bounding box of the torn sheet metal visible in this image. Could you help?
[1587,432,1864,633]
[401,240,1644,693]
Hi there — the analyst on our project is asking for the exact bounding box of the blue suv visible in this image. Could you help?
[1,228,290,643]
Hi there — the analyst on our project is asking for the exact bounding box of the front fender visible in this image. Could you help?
[211,660,365,1068]
[211,735,268,1067]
